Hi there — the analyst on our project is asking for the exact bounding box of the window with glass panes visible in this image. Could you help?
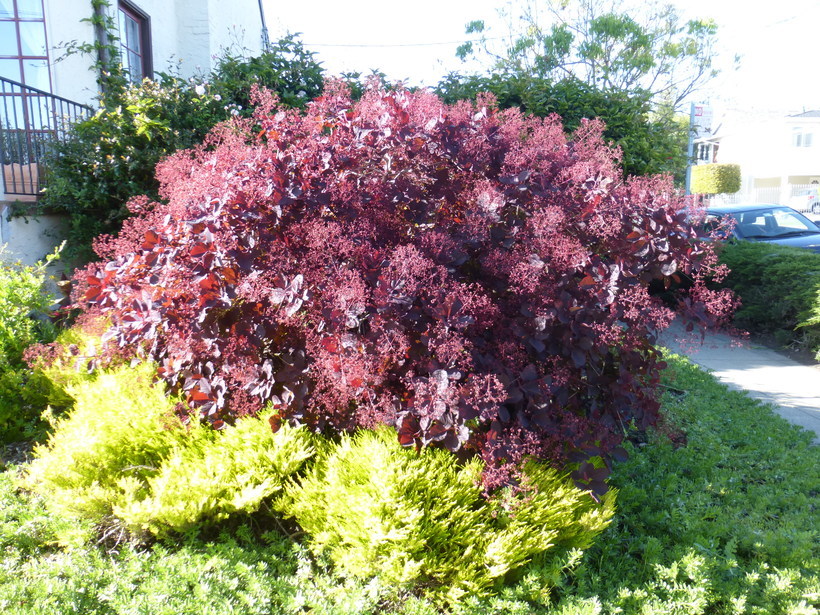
[0,0,50,92]
[118,1,151,83]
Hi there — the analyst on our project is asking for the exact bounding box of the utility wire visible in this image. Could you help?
[301,37,506,48]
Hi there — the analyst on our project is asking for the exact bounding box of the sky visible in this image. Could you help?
[262,0,820,124]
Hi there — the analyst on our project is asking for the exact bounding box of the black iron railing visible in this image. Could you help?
[0,76,94,197]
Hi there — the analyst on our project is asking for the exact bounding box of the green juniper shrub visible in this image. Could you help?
[0,247,61,443]
[25,362,314,543]
[277,427,615,606]
[716,241,820,359]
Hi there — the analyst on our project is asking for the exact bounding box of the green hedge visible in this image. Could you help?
[718,241,820,358]
[691,163,741,194]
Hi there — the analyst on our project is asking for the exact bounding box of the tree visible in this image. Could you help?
[457,0,720,109]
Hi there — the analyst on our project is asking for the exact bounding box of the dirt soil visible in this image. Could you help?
[0,441,34,469]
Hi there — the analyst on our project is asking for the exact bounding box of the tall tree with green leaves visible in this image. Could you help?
[457,0,720,109]
[444,0,720,183]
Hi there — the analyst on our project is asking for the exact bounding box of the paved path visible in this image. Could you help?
[658,320,820,444]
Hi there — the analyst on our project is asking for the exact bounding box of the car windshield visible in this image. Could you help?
[729,207,820,239]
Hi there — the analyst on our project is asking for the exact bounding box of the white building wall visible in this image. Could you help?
[129,0,264,80]
[0,203,67,266]
[43,0,265,105]
[43,0,99,106]
[206,0,265,59]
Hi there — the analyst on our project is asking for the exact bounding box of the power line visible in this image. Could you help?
[301,37,506,49]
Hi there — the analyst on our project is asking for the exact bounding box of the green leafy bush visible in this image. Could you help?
[0,248,60,443]
[278,427,615,605]
[691,163,741,194]
[25,363,314,541]
[37,78,227,264]
[207,33,324,111]
[716,241,820,358]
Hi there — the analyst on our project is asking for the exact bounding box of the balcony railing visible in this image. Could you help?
[0,76,94,198]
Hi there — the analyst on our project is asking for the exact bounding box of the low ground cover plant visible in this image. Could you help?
[2,354,817,613]
[66,82,734,495]
[717,241,820,359]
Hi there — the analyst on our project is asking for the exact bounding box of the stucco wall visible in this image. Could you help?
[43,0,99,106]
[0,203,67,266]
[42,0,265,105]
[117,0,265,79]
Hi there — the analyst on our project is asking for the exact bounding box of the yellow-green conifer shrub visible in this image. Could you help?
[25,363,314,541]
[117,412,314,538]
[32,320,109,413]
[25,363,191,526]
[277,428,616,605]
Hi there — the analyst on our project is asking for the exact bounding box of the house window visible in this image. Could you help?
[117,1,151,83]
[0,0,50,92]
[792,127,813,148]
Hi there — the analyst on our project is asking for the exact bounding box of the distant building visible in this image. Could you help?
[695,110,820,209]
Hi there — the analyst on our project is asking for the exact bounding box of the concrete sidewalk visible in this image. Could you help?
[658,320,820,444]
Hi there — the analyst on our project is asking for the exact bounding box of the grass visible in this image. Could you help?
[0,353,818,614]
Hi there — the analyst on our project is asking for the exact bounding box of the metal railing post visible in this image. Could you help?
[0,76,94,197]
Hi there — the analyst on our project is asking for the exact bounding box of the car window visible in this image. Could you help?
[726,207,820,238]
[772,209,811,231]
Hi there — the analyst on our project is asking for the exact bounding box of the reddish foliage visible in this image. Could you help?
[71,82,734,493]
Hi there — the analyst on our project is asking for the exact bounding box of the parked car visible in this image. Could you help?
[702,203,820,253]
[786,187,820,214]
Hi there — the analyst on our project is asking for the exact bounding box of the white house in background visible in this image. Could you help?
[695,110,820,207]
[0,0,268,264]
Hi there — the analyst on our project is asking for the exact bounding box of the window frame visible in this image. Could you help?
[0,0,51,92]
[117,0,152,84]
[792,127,813,148]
